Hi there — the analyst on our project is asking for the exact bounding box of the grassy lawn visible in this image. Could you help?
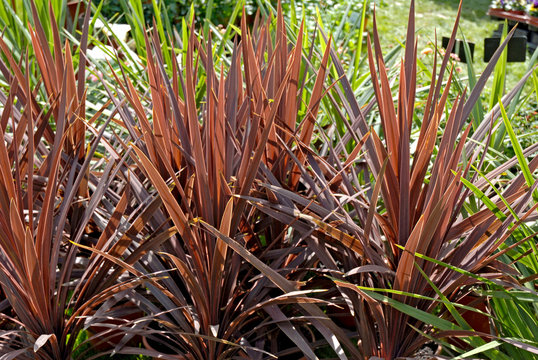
[375,0,528,86]
[307,0,531,93]
[303,0,538,149]
[376,0,495,51]
[372,0,538,145]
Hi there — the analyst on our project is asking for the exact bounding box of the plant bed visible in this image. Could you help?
[0,0,537,359]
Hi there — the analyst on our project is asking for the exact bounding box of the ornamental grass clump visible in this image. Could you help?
[0,0,537,359]
[104,3,369,356]
[0,3,170,359]
[248,1,538,359]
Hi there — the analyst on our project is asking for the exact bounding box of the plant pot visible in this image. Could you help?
[142,336,183,360]
[447,295,491,349]
[88,303,143,352]
[67,1,85,22]
[458,295,490,334]
[326,304,355,330]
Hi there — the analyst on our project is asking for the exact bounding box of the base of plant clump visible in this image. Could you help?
[410,345,437,360]
[142,336,182,360]
[88,302,144,352]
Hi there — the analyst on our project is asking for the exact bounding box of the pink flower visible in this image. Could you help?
[421,47,433,55]
[89,71,103,82]
[450,53,461,62]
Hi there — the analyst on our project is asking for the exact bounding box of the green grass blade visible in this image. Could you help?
[489,21,507,111]
[459,29,483,131]
[204,0,214,36]
[453,341,502,360]
[458,173,507,221]
[499,100,535,192]
[359,289,462,331]
[351,0,369,89]
[215,0,243,59]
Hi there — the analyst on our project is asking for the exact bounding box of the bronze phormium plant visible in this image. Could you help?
[101,4,362,359]
[247,1,538,359]
[0,3,176,359]
[0,0,537,359]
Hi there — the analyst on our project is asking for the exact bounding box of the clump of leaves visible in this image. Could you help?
[1,0,537,359]
[100,3,363,359]
[0,2,174,359]
[248,1,538,359]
